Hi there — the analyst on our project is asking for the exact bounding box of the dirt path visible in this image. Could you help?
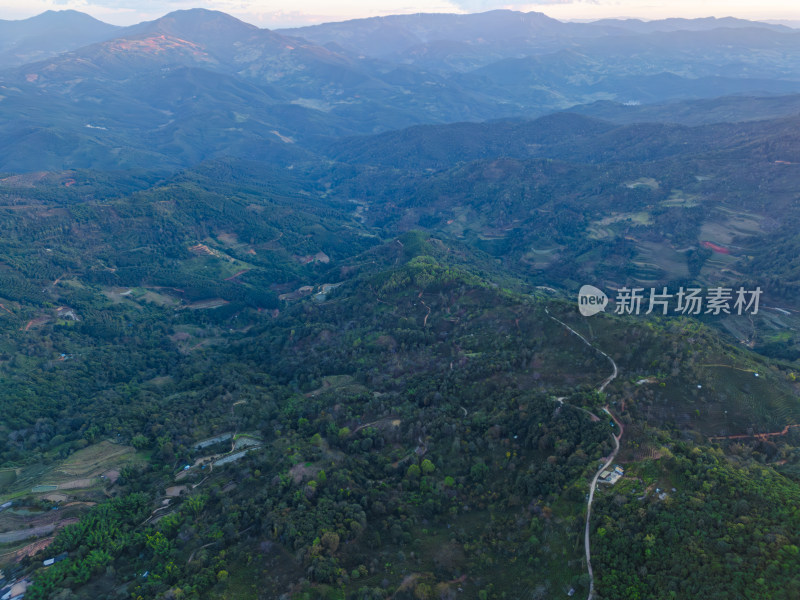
[352,417,398,434]
[418,291,431,327]
[264,231,284,246]
[545,307,618,391]
[709,423,800,441]
[700,364,758,373]
[187,541,217,564]
[545,307,620,600]
[224,269,250,281]
[583,408,623,597]
[0,536,55,562]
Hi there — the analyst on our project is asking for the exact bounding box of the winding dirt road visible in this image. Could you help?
[545,307,620,600]
[418,291,431,327]
[584,408,622,600]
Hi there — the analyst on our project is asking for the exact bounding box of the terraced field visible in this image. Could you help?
[0,441,144,502]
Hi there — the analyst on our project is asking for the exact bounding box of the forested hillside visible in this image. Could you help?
[1,7,799,600]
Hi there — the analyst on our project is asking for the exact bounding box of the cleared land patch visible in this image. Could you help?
[588,212,653,240]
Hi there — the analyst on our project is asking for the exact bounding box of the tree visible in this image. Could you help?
[321,531,340,554]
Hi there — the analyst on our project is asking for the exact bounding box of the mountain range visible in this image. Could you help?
[0,10,119,68]
[1,8,800,172]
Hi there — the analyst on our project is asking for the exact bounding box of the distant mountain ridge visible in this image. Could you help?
[0,10,120,68]
[279,10,794,69]
[1,8,800,172]
[589,15,792,33]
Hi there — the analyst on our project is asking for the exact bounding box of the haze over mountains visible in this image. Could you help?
[0,10,120,68]
[2,7,800,310]
[279,12,794,69]
[1,8,800,172]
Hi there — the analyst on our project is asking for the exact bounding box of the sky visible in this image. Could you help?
[0,0,799,29]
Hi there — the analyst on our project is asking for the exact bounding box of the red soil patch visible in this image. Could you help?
[701,241,730,255]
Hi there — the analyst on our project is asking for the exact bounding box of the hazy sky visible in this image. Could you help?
[1,0,799,28]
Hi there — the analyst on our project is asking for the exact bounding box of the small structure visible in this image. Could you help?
[55,306,80,321]
[188,243,216,257]
[599,464,624,485]
[279,286,314,301]
[43,552,68,567]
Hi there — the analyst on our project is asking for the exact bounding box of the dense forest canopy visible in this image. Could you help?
[1,7,800,600]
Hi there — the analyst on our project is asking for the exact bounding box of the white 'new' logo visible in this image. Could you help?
[578,285,608,316]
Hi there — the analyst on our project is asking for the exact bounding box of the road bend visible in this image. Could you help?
[545,307,620,600]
